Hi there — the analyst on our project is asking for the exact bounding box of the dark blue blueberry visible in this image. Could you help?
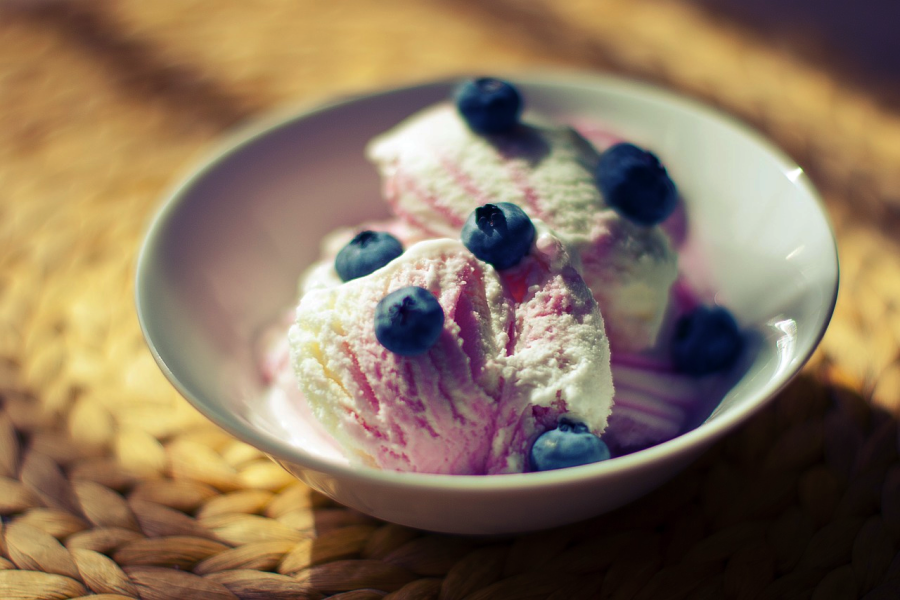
[530,418,611,472]
[335,231,404,282]
[671,305,744,376]
[374,286,445,356]
[461,203,535,270]
[454,77,523,134]
[595,142,678,227]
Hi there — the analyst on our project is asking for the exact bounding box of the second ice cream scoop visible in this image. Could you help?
[367,103,677,351]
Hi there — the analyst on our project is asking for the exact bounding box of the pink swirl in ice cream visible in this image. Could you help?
[255,80,746,475]
[367,103,677,352]
[288,233,613,474]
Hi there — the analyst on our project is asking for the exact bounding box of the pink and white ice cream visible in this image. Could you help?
[288,233,613,474]
[258,80,742,475]
[367,104,677,352]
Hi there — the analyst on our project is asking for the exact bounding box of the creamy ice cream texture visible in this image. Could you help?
[367,103,677,352]
[268,91,717,474]
[289,233,613,474]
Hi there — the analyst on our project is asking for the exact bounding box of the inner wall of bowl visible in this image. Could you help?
[149,78,835,461]
[146,85,449,432]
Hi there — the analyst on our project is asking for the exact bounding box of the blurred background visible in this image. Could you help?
[699,0,900,102]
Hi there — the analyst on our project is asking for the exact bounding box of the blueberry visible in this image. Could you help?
[530,418,611,471]
[374,286,445,356]
[454,77,523,134]
[671,305,744,376]
[595,143,678,227]
[461,203,535,270]
[335,231,404,282]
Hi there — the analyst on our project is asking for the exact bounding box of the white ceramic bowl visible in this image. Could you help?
[135,73,838,535]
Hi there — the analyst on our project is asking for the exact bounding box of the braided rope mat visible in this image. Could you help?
[0,1,898,598]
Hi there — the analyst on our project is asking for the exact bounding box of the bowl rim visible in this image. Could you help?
[135,70,840,491]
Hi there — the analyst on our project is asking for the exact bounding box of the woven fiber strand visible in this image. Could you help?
[0,0,898,599]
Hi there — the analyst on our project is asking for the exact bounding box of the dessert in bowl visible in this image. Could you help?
[136,73,838,534]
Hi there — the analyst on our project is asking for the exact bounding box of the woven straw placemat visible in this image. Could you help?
[0,1,898,598]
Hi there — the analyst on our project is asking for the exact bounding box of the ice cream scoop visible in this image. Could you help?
[367,103,677,352]
[288,233,614,474]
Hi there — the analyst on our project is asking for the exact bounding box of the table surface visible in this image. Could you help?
[0,1,898,599]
